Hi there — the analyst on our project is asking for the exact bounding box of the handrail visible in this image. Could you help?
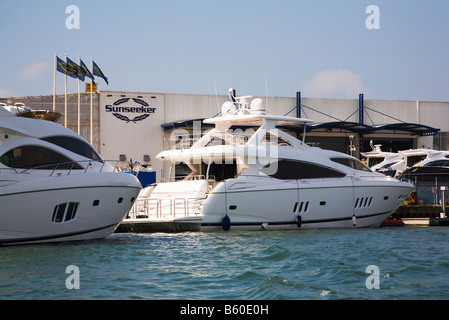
[236,173,409,184]
[127,196,205,220]
[160,174,216,182]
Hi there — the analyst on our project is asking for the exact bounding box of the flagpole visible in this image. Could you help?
[77,55,81,135]
[90,57,93,144]
[53,53,56,111]
[64,54,68,127]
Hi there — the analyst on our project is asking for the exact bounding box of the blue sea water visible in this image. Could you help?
[1,227,449,301]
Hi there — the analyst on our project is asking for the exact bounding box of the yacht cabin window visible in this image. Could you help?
[330,157,371,172]
[260,159,346,180]
[0,145,82,169]
[41,136,101,161]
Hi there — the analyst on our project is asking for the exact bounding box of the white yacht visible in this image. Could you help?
[412,150,449,168]
[370,149,441,178]
[0,104,141,245]
[0,102,61,121]
[124,90,414,231]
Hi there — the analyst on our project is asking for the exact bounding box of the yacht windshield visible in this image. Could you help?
[41,136,102,161]
[262,131,294,147]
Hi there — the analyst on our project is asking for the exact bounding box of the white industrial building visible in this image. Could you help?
[1,89,447,184]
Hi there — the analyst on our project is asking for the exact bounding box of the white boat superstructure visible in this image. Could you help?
[360,141,396,168]
[412,150,449,168]
[0,105,141,245]
[370,148,443,178]
[125,89,414,231]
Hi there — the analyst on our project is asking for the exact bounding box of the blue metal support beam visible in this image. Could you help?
[296,91,301,118]
[359,93,364,125]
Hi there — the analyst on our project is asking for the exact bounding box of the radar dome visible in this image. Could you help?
[250,98,266,115]
[221,101,236,116]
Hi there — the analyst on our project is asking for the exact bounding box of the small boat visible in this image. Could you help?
[0,104,142,245]
[0,102,61,122]
[123,89,414,232]
[380,219,405,227]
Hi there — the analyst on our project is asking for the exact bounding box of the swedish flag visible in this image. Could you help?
[56,56,79,79]
[56,56,68,75]
[92,60,108,85]
[67,57,86,81]
[80,59,94,82]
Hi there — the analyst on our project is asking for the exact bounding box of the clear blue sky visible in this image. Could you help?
[1,0,448,101]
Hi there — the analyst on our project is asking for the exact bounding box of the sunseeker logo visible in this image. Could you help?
[105,97,156,123]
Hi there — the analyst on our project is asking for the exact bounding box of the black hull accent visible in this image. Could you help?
[200,211,391,228]
[0,223,117,246]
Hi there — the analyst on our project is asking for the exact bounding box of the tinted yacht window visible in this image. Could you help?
[261,159,346,180]
[0,145,82,169]
[41,136,101,160]
[331,157,371,171]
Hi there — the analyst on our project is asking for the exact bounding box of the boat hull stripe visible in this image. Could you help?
[0,223,117,245]
[200,211,390,227]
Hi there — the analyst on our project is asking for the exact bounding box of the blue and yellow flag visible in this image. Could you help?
[80,59,94,83]
[56,56,79,79]
[66,57,85,81]
[92,60,108,85]
[56,56,69,75]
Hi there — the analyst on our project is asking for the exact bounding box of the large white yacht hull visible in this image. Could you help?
[198,177,413,231]
[0,172,141,245]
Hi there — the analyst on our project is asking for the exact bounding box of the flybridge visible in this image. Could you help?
[203,88,312,143]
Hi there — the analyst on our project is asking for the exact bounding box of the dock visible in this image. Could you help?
[116,218,202,233]
[390,204,449,226]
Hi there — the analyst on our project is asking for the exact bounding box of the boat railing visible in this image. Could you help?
[160,174,216,183]
[238,174,408,183]
[354,174,413,183]
[166,131,252,150]
[127,197,205,219]
[238,174,351,183]
[1,160,121,176]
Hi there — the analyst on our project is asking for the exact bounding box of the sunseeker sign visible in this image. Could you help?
[105,97,156,123]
